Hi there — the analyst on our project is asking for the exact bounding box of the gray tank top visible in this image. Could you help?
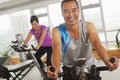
[57,20,97,68]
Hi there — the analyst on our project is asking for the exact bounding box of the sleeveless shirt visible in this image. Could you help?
[57,20,97,68]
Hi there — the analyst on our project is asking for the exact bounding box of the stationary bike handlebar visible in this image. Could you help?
[11,43,36,52]
[90,57,115,77]
[31,45,38,51]
[97,57,115,71]
[11,45,31,52]
[49,66,64,77]
[49,58,116,78]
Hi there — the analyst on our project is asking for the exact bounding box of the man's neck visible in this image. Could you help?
[66,23,80,40]
[67,23,79,32]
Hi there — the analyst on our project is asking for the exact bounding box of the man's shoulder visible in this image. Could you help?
[56,23,65,27]
[56,23,65,29]
[80,20,94,29]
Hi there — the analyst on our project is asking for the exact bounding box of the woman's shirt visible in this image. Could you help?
[29,25,52,47]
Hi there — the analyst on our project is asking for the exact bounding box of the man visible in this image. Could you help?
[47,0,119,80]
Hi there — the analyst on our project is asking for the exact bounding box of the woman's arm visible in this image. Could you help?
[24,33,32,46]
[37,29,46,49]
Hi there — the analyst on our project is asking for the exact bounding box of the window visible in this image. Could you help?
[0,10,31,52]
[102,0,120,31]
[81,0,99,6]
[98,32,106,42]
[9,9,31,37]
[80,0,120,49]
[48,2,64,27]
[38,16,49,27]
[33,7,47,15]
[0,15,15,51]
[83,7,103,30]
[106,31,118,42]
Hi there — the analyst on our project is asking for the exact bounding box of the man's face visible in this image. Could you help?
[62,1,80,26]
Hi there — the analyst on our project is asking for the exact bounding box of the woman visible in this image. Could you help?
[24,15,52,68]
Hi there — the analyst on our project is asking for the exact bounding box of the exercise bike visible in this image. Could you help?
[0,42,35,80]
[11,44,52,80]
[49,57,115,80]
[11,45,116,80]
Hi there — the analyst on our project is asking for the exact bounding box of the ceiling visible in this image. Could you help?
[0,0,45,11]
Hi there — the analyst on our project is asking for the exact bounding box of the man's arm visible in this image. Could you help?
[47,27,62,79]
[87,22,108,62]
[87,22,119,70]
[51,27,62,73]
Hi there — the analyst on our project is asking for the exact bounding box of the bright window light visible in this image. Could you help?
[0,0,10,3]
[0,15,11,35]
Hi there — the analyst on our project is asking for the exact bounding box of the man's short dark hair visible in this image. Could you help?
[30,15,39,23]
[61,0,79,9]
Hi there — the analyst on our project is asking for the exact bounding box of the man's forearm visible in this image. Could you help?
[94,41,109,62]
[51,52,61,73]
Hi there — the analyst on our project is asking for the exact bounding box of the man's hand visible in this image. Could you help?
[47,66,59,80]
[104,57,119,71]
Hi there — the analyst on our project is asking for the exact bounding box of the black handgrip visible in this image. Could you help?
[31,45,37,51]
[109,57,115,63]
[31,45,36,50]
[22,44,28,48]
[96,57,116,71]
[49,66,64,77]
[12,40,18,43]
[90,65,96,77]
[96,66,108,71]
[20,46,26,51]
[58,72,64,77]
[49,66,55,72]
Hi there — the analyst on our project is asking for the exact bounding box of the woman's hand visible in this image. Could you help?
[34,46,39,51]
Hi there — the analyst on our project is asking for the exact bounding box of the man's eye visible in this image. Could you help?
[72,9,77,12]
[64,10,69,13]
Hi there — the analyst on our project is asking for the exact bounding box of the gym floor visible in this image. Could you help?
[0,59,120,80]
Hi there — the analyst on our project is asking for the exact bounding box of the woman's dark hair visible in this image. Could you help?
[30,15,39,23]
[61,0,79,9]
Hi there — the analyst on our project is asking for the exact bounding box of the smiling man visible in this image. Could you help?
[47,0,119,80]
